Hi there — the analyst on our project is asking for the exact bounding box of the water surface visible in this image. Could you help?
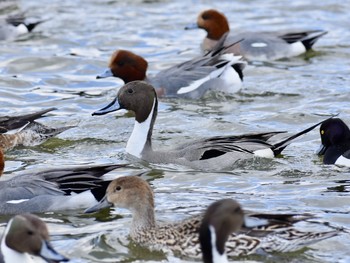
[0,0,349,262]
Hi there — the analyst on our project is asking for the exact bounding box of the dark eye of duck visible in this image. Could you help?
[202,13,209,20]
[127,88,134,94]
[115,186,121,191]
[27,230,34,235]
[117,61,124,66]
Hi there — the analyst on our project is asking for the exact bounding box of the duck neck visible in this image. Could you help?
[126,98,157,158]
[204,225,228,263]
[130,204,156,238]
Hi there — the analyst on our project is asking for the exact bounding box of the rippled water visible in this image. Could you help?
[1,0,350,262]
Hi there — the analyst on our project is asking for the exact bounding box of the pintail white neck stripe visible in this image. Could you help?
[1,219,32,263]
[209,225,228,263]
[126,99,156,158]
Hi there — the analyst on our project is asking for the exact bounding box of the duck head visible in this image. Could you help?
[97,50,148,83]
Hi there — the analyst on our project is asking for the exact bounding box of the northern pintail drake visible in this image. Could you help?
[185,9,327,61]
[0,108,73,151]
[93,81,329,171]
[0,213,68,263]
[96,39,245,99]
[0,12,44,41]
[0,149,128,214]
[317,118,350,167]
[85,176,338,259]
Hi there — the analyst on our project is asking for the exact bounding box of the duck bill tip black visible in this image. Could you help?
[92,98,121,116]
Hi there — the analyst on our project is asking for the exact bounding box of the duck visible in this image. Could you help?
[96,36,246,99]
[92,81,329,171]
[316,118,350,167]
[185,9,327,61]
[0,213,68,262]
[0,12,44,41]
[0,108,73,151]
[0,147,130,214]
[85,175,339,259]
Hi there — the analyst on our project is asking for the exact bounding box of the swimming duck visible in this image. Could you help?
[0,213,68,262]
[185,9,327,61]
[0,12,44,41]
[0,108,73,151]
[0,148,129,214]
[96,36,245,99]
[93,81,329,171]
[317,118,350,167]
[85,176,338,259]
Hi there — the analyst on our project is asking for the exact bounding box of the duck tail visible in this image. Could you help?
[1,108,57,132]
[280,30,327,50]
[271,117,333,156]
[300,30,328,50]
[25,20,45,32]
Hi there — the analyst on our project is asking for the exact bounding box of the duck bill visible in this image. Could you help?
[39,240,69,263]
[316,144,327,155]
[96,68,113,79]
[184,23,199,30]
[92,98,121,116]
[84,196,113,213]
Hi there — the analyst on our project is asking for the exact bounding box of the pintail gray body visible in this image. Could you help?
[0,148,127,215]
[93,81,330,171]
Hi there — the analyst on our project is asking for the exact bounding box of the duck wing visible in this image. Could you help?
[0,108,56,133]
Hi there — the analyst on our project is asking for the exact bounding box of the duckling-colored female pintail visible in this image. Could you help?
[0,213,68,262]
[85,176,338,259]
[93,81,330,171]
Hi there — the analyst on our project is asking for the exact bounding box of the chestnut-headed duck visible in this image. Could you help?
[96,37,245,99]
[185,9,327,61]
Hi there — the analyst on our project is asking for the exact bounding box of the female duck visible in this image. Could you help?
[185,9,327,61]
[93,81,329,171]
[85,176,338,259]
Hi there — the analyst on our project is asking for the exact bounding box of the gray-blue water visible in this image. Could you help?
[0,0,349,262]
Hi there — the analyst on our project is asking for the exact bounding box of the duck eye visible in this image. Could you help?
[202,14,209,20]
[115,186,121,191]
[117,61,124,66]
[321,130,325,135]
[127,89,134,94]
[27,230,34,235]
